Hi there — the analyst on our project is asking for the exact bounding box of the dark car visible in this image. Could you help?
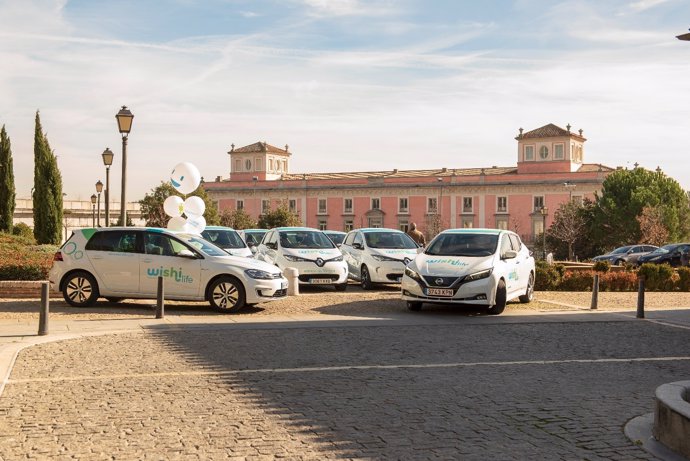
[637,243,690,267]
[592,244,658,265]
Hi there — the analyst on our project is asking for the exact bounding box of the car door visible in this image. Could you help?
[340,232,356,276]
[509,233,531,287]
[349,232,365,279]
[261,231,279,265]
[84,230,142,293]
[497,234,519,294]
[140,232,202,298]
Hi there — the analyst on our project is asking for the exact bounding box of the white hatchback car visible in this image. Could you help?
[49,227,288,313]
[255,227,348,291]
[340,228,419,289]
[401,228,535,315]
[201,226,253,258]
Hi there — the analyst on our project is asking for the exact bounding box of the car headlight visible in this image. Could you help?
[284,255,311,262]
[404,266,423,282]
[244,269,279,280]
[372,254,400,262]
[464,269,492,282]
[329,255,343,262]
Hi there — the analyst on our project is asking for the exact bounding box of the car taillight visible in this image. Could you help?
[53,252,63,261]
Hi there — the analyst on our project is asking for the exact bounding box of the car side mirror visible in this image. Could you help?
[247,241,256,248]
[502,250,518,260]
[416,247,424,254]
[336,243,342,248]
[353,243,363,250]
[268,242,278,250]
[177,249,197,259]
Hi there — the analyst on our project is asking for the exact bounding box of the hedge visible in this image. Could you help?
[0,232,56,281]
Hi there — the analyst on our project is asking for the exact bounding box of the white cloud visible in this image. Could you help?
[627,0,669,13]
[296,0,395,17]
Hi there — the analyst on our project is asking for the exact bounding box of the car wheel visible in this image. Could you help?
[614,259,624,266]
[63,271,99,307]
[335,283,347,292]
[407,301,422,311]
[519,272,534,304]
[106,297,125,303]
[487,279,507,315]
[208,276,246,313]
[361,266,373,290]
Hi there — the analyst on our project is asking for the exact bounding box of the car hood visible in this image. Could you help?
[209,254,282,274]
[412,253,494,277]
[371,248,418,261]
[283,248,342,260]
[223,247,253,257]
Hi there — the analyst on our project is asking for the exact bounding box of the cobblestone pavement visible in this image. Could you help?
[1,317,689,460]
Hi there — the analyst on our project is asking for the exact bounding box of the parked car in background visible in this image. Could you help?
[238,229,268,255]
[340,228,419,289]
[592,244,658,266]
[49,227,287,313]
[201,226,253,257]
[255,227,348,291]
[637,243,690,267]
[323,230,346,246]
[401,228,534,315]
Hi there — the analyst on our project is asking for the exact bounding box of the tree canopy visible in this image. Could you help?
[257,203,302,228]
[0,125,15,233]
[220,208,257,230]
[32,112,63,244]
[140,181,220,228]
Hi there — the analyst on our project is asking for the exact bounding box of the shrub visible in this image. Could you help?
[592,260,610,273]
[599,271,638,291]
[10,224,35,244]
[676,267,690,292]
[0,232,54,280]
[535,260,563,290]
[558,271,594,291]
[637,263,675,291]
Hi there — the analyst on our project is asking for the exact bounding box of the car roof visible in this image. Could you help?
[358,228,405,233]
[323,230,346,235]
[441,228,503,235]
[274,227,318,232]
[203,226,237,231]
[241,229,267,233]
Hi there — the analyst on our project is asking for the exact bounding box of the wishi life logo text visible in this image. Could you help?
[146,266,194,283]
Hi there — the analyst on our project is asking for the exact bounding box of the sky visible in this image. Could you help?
[1,0,690,202]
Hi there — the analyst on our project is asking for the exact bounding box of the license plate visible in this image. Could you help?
[310,278,331,284]
[426,288,453,297]
[281,281,288,289]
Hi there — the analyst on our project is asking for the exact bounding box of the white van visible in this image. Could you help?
[255,227,348,291]
[401,228,535,314]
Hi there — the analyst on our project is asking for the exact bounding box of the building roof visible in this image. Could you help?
[228,141,290,155]
[518,123,586,141]
[280,166,518,181]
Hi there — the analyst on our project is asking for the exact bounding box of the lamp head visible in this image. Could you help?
[115,106,134,134]
[95,180,103,193]
[90,194,97,204]
[102,147,114,166]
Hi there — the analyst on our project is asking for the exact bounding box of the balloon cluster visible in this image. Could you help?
[163,162,206,234]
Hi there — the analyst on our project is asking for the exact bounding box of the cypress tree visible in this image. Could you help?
[32,112,63,244]
[0,125,15,232]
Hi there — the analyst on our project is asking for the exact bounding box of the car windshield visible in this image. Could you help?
[611,246,634,254]
[364,231,418,249]
[244,231,267,246]
[175,233,228,257]
[202,229,246,249]
[425,233,498,257]
[325,233,345,245]
[650,245,675,255]
[279,230,335,249]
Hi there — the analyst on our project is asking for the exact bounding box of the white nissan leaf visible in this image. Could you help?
[401,228,535,315]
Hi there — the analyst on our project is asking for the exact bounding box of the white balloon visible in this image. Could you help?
[170,162,201,195]
[166,216,187,231]
[185,215,206,234]
[184,196,205,219]
[163,195,185,218]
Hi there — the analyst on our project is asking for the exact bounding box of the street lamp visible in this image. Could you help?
[90,194,97,227]
[564,182,576,201]
[436,177,443,230]
[677,30,690,41]
[115,106,134,226]
[95,180,103,227]
[540,206,549,259]
[101,147,114,227]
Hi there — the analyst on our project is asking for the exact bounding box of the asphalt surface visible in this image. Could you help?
[0,308,689,460]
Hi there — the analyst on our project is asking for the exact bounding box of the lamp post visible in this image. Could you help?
[436,177,443,232]
[252,176,259,220]
[101,147,114,227]
[95,180,103,227]
[115,106,134,226]
[90,194,97,227]
[564,182,576,201]
[540,206,549,259]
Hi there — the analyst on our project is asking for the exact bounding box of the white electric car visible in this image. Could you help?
[255,227,349,291]
[201,226,253,257]
[340,228,419,289]
[401,228,535,315]
[49,227,288,313]
[238,229,268,255]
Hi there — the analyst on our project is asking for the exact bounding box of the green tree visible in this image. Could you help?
[591,168,690,250]
[32,112,63,244]
[140,181,220,228]
[0,125,15,233]
[220,208,257,229]
[258,203,302,228]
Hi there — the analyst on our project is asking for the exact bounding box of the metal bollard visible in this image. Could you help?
[285,267,299,296]
[155,276,165,319]
[590,274,599,310]
[38,282,49,336]
[637,277,645,319]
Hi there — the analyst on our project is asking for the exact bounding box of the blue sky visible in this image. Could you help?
[1,0,690,201]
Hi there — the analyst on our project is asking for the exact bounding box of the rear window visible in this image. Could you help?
[85,231,139,253]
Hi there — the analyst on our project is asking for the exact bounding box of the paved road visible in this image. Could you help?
[1,313,689,460]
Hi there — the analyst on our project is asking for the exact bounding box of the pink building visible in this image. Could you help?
[204,123,615,244]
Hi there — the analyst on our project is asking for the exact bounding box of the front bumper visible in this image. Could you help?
[246,277,289,303]
[368,260,407,283]
[400,273,497,305]
[279,261,348,285]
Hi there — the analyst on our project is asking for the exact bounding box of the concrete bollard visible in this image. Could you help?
[590,274,599,310]
[637,276,645,319]
[38,282,49,336]
[155,276,165,319]
[285,267,299,296]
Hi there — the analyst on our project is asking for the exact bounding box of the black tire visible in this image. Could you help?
[487,279,507,315]
[518,272,534,304]
[361,266,373,290]
[208,276,246,313]
[62,271,99,307]
[335,283,348,292]
[614,259,624,266]
[106,297,125,303]
[407,301,422,311]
